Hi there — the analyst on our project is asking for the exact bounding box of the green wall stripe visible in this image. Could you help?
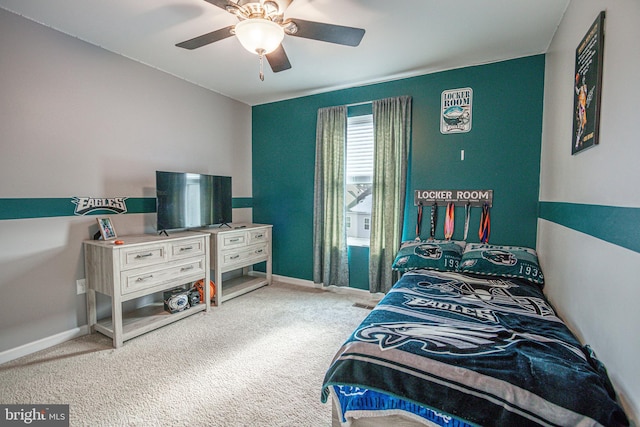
[1,198,75,220]
[539,201,640,254]
[232,197,253,209]
[0,197,251,220]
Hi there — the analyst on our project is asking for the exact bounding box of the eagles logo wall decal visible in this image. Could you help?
[72,197,128,215]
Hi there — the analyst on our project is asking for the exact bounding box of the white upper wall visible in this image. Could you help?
[540,0,640,206]
[539,0,640,422]
[0,9,252,200]
[0,8,251,353]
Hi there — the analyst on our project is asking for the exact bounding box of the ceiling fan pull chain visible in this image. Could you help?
[258,48,265,81]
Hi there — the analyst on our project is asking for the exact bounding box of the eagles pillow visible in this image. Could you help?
[392,240,466,273]
[458,243,544,286]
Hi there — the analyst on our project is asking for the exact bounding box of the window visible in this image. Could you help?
[345,114,374,246]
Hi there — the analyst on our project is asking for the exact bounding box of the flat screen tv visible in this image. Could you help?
[156,171,232,232]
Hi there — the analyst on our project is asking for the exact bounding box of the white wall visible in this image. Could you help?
[538,0,640,422]
[0,9,252,354]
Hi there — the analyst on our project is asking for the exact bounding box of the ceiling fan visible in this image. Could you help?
[176,0,366,80]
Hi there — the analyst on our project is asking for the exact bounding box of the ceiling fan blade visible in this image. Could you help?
[287,19,365,46]
[266,45,292,73]
[266,44,292,73]
[176,25,235,50]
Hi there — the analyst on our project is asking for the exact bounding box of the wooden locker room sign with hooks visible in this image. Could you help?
[414,190,493,207]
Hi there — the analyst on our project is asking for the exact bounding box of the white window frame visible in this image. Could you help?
[346,113,374,247]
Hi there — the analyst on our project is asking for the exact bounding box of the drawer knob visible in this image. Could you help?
[230,255,240,260]
[181,265,194,272]
[229,238,240,243]
[256,249,263,254]
[255,234,263,238]
[180,246,193,251]
[136,274,153,282]
[135,253,154,259]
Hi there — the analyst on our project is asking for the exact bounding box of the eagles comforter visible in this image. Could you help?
[322,270,628,426]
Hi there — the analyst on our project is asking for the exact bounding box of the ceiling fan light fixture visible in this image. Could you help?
[234,18,284,55]
[262,1,280,17]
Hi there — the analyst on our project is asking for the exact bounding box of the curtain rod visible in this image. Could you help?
[345,101,372,108]
[344,96,409,108]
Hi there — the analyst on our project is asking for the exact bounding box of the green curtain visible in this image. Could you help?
[313,106,349,287]
[369,96,412,293]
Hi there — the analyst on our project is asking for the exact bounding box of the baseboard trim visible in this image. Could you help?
[272,273,320,289]
[273,274,384,304]
[325,284,385,304]
[0,325,91,365]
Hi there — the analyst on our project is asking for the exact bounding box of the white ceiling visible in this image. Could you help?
[0,0,569,106]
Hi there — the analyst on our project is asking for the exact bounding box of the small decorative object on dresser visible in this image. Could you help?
[96,217,117,240]
[199,223,272,305]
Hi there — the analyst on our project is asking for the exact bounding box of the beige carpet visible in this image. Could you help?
[0,281,374,426]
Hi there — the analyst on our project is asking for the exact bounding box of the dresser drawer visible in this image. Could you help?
[221,248,250,267]
[248,228,268,244]
[170,237,206,260]
[119,244,167,270]
[221,231,247,249]
[221,243,268,269]
[120,257,206,295]
[246,243,268,263]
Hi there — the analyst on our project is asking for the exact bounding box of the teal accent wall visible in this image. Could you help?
[539,202,640,254]
[0,197,251,220]
[348,246,370,290]
[252,55,546,283]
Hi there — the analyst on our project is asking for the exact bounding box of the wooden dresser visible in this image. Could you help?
[84,231,210,348]
[202,223,272,304]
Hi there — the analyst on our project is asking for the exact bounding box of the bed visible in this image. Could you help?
[322,241,629,426]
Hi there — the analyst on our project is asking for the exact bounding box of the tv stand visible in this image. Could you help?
[199,223,272,304]
[84,231,210,348]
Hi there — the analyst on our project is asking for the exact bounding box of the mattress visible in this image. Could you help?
[322,269,628,426]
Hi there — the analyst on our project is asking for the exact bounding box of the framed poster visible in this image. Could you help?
[441,87,472,134]
[572,11,605,155]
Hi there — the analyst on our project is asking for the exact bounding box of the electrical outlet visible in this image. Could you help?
[76,279,86,294]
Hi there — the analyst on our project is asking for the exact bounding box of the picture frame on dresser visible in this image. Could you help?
[96,217,117,240]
